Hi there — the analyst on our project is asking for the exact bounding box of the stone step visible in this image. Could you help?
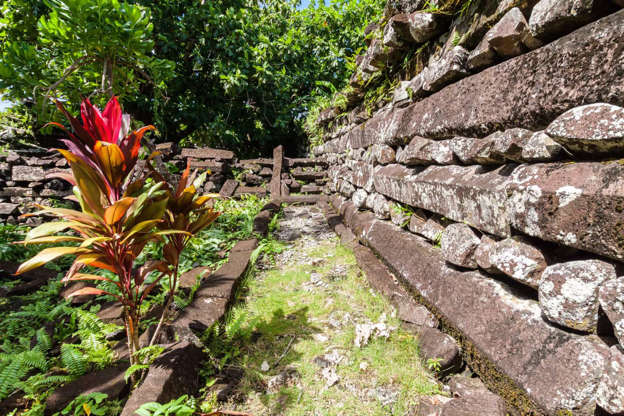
[329,196,613,415]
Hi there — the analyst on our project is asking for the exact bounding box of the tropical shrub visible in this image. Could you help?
[16,96,219,370]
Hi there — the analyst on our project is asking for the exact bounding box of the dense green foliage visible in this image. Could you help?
[0,0,384,155]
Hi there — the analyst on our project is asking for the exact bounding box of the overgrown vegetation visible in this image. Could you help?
[0,0,385,155]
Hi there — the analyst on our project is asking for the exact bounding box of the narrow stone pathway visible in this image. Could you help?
[206,204,440,415]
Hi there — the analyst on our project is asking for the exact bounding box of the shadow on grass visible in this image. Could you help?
[201,306,320,414]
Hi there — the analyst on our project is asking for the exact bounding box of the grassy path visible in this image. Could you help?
[203,205,440,415]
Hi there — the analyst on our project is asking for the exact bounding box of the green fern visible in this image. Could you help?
[60,344,89,376]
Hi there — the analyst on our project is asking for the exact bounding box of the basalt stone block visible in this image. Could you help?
[407,12,446,43]
[417,327,462,376]
[415,218,445,243]
[506,162,624,261]
[521,131,565,162]
[539,260,616,332]
[373,164,511,237]
[259,167,273,176]
[12,165,44,182]
[441,223,480,269]
[372,143,396,165]
[242,173,263,185]
[490,128,534,162]
[219,179,238,197]
[443,375,507,416]
[371,193,390,219]
[487,7,529,57]
[596,345,624,414]
[528,0,596,41]
[120,342,204,416]
[46,365,128,414]
[488,237,547,288]
[423,47,469,93]
[394,11,624,140]
[467,37,496,71]
[474,234,499,274]
[449,136,503,165]
[0,202,18,216]
[234,186,266,197]
[545,103,624,155]
[339,180,355,198]
[352,188,368,209]
[0,187,33,197]
[360,217,611,414]
[392,80,412,108]
[397,136,454,165]
[345,160,375,192]
[301,184,322,194]
[180,147,234,160]
[390,204,410,227]
[598,278,624,346]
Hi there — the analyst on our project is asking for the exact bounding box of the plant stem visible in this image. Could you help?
[149,262,180,347]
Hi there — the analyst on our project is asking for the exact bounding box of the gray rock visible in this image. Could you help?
[417,327,462,376]
[490,128,534,161]
[370,193,390,219]
[545,103,624,155]
[397,136,454,165]
[474,234,499,274]
[440,223,480,269]
[352,188,368,209]
[11,165,44,182]
[539,260,615,332]
[529,0,596,41]
[392,80,412,108]
[407,12,445,43]
[0,202,18,216]
[598,278,624,346]
[596,345,624,414]
[488,237,546,288]
[407,210,427,235]
[416,218,445,243]
[449,135,503,165]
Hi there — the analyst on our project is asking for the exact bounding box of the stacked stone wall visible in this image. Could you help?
[313,2,624,415]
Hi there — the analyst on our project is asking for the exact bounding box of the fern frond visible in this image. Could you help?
[60,344,89,376]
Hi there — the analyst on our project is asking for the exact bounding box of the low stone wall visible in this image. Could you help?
[0,143,327,223]
[312,2,624,415]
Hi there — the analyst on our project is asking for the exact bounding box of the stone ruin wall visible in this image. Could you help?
[312,1,624,415]
[0,143,326,224]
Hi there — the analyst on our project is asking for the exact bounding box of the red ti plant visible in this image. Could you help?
[146,159,221,346]
[15,97,197,369]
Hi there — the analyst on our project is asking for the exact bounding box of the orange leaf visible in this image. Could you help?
[94,141,126,189]
[67,287,109,298]
[104,197,135,225]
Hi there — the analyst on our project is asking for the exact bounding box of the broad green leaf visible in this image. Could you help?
[16,246,86,275]
[26,221,77,241]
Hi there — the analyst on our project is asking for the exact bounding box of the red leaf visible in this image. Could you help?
[102,96,122,144]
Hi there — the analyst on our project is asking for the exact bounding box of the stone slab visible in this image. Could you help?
[180,147,234,160]
[336,204,611,415]
[270,145,283,197]
[219,179,239,197]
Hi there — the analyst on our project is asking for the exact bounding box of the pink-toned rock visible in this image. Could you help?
[180,147,234,160]
[490,128,534,161]
[467,37,496,71]
[539,260,616,331]
[596,345,624,414]
[417,327,462,376]
[372,144,396,165]
[414,218,445,243]
[598,278,624,346]
[488,237,546,288]
[449,136,503,165]
[486,7,529,57]
[397,136,454,165]
[352,188,368,209]
[441,223,480,269]
[545,103,624,155]
[407,12,446,43]
[444,375,507,416]
[520,131,564,162]
[474,234,499,274]
[528,0,597,41]
[423,47,469,93]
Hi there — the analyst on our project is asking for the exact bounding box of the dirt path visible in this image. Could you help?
[205,204,440,416]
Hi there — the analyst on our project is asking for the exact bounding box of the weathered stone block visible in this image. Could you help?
[467,37,496,71]
[539,260,615,332]
[408,12,446,43]
[219,179,238,197]
[373,164,511,236]
[180,147,234,160]
[487,7,529,57]
[441,223,480,269]
[392,80,411,108]
[372,144,396,165]
[545,103,624,155]
[598,278,624,346]
[339,180,355,198]
[520,131,564,162]
[359,216,610,414]
[423,46,469,93]
[490,128,534,161]
[474,234,499,274]
[352,188,368,209]
[344,160,375,192]
[449,135,503,165]
[12,165,44,182]
[417,327,462,376]
[488,237,546,288]
[596,346,624,414]
[397,136,454,165]
[394,11,624,140]
[529,0,596,41]
[506,162,624,261]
